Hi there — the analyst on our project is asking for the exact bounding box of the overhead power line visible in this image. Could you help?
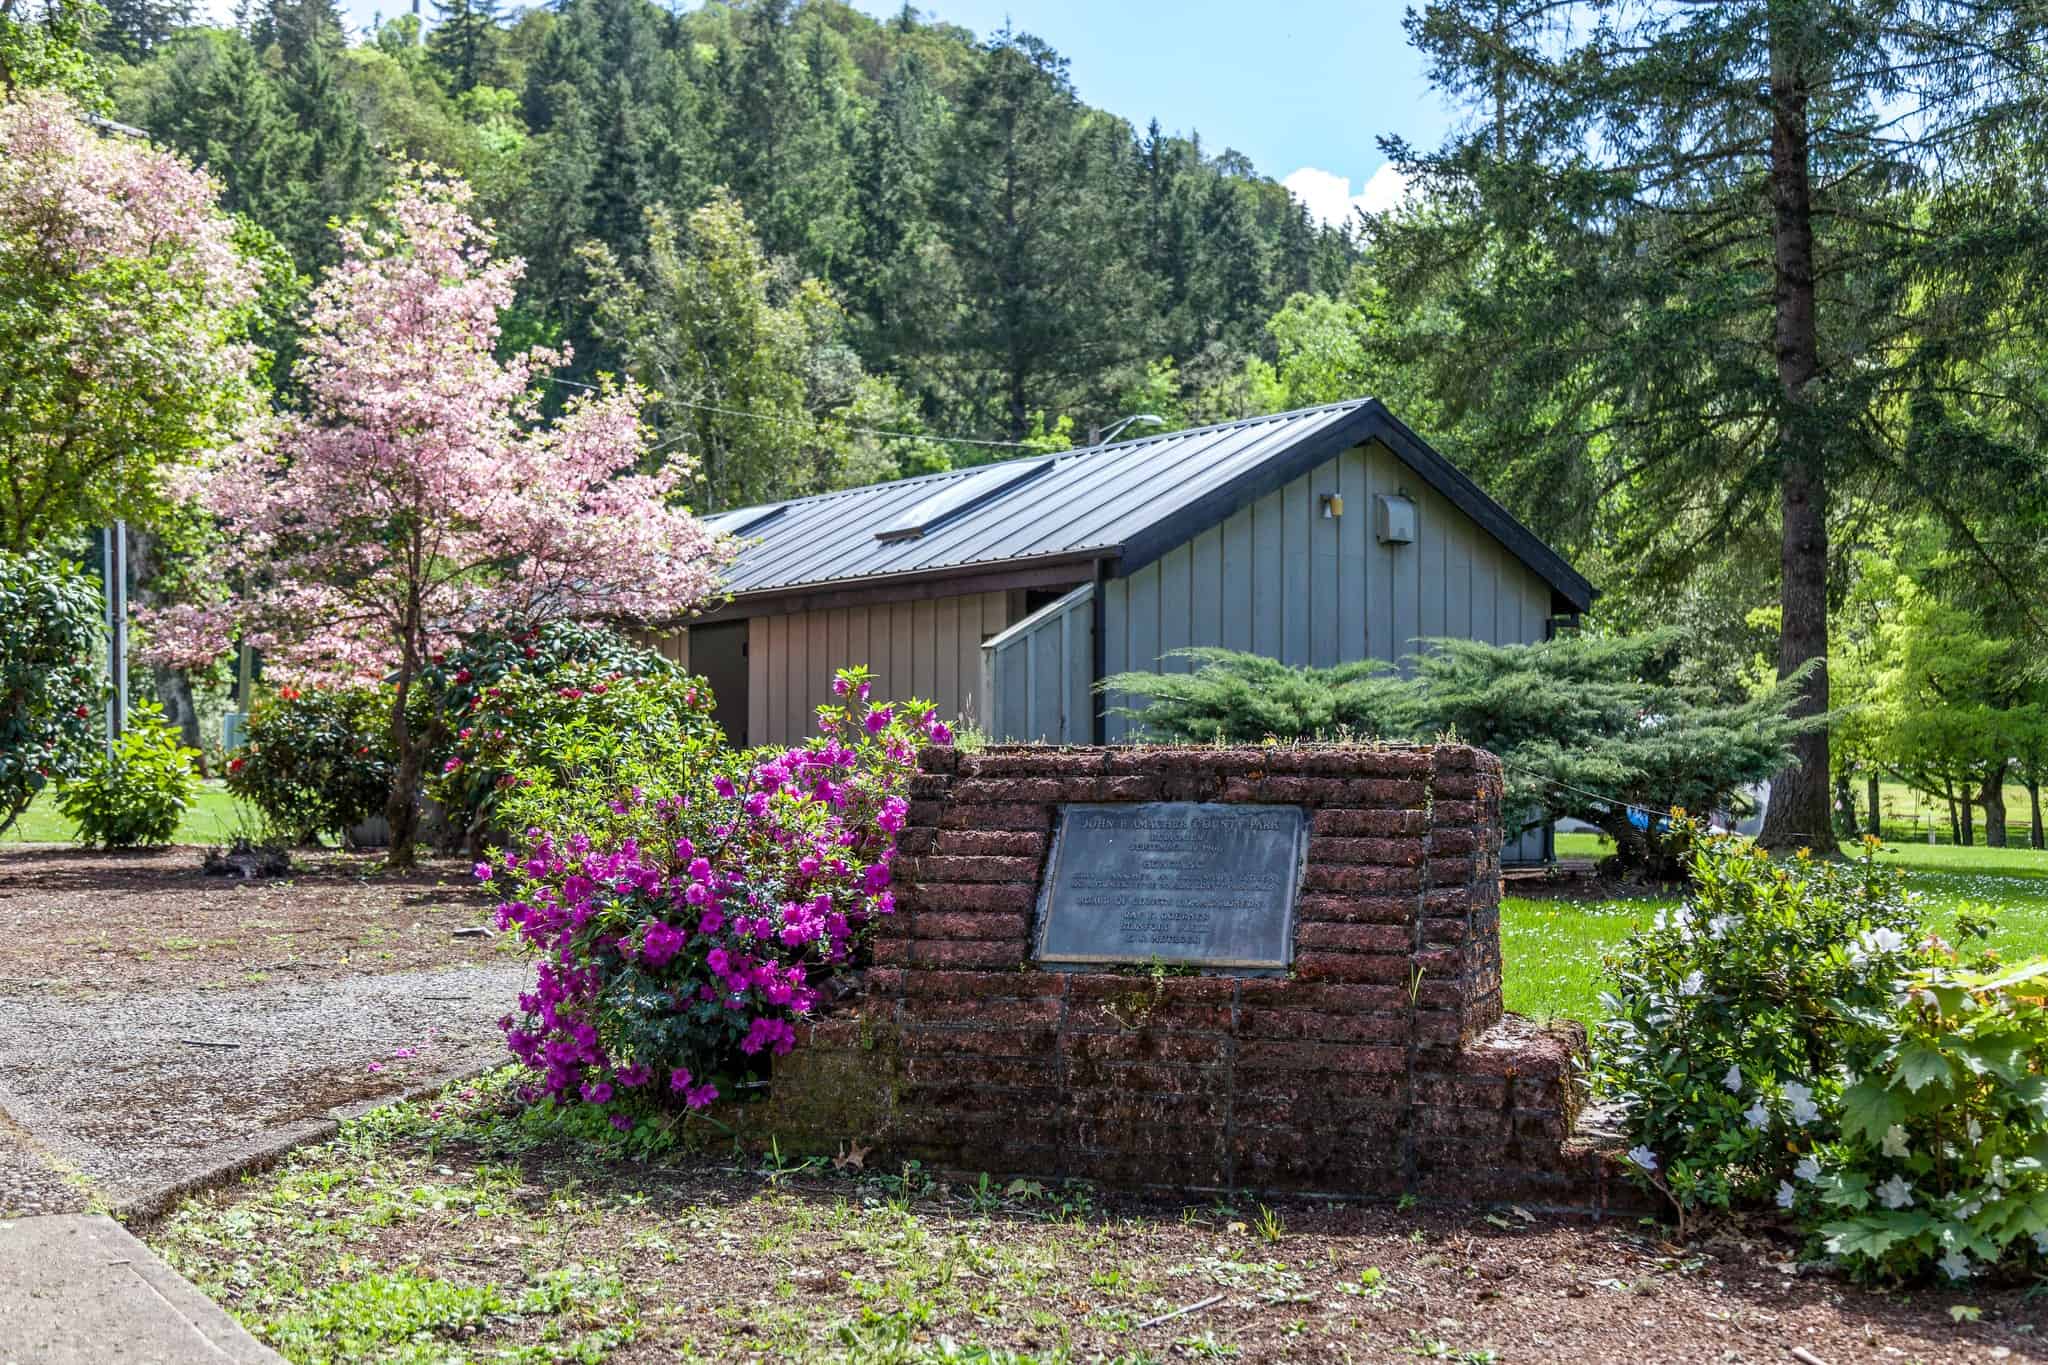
[538,375,1037,453]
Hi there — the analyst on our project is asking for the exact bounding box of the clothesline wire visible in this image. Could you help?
[536,375,1036,453]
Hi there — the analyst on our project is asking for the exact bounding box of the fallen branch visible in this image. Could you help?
[1136,1293,1224,1331]
[1790,1348,1831,1365]
[175,1038,242,1049]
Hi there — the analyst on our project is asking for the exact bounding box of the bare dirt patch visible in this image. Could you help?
[0,845,500,995]
[150,1080,2048,1364]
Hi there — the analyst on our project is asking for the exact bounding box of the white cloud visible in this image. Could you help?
[1283,162,1414,228]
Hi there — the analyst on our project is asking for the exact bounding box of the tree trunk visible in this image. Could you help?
[385,648,421,869]
[1866,772,1880,837]
[1757,28,1833,856]
[2030,778,2043,850]
[1834,771,1856,833]
[1945,778,1960,843]
[1979,759,2009,848]
[1960,784,1975,847]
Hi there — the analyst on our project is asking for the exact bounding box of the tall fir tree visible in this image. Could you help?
[425,0,498,93]
[93,0,191,61]
[1376,0,2048,850]
[276,32,376,268]
[933,27,1145,439]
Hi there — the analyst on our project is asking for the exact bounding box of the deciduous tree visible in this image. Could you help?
[143,174,732,866]
[0,88,261,552]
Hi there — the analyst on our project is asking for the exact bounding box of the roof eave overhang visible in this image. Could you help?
[676,550,1109,626]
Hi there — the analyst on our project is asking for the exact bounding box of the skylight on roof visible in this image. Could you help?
[874,459,1054,542]
[708,504,788,537]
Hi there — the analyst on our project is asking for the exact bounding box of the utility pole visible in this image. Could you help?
[101,522,129,754]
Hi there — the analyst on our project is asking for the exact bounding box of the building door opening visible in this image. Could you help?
[690,620,750,747]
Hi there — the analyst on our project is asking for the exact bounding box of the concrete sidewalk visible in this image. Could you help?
[0,1214,283,1364]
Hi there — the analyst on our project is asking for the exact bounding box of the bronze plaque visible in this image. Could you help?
[1034,803,1306,969]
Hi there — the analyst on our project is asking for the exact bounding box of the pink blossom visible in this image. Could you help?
[137,174,735,686]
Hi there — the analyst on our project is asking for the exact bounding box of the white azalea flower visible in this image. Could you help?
[1745,1100,1771,1129]
[1626,1146,1659,1172]
[1723,1064,1743,1093]
[1966,1118,1982,1144]
[1881,1124,1910,1158]
[1937,1249,1972,1280]
[1775,1181,1796,1210]
[1850,926,1906,965]
[1679,970,1706,997]
[1877,1175,1914,1210]
[2034,1231,2048,1255]
[1795,1156,1822,1183]
[1708,914,1734,940]
[1989,1155,2009,1189]
[1783,1081,1819,1126]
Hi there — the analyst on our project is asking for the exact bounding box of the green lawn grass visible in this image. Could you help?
[2,779,252,845]
[1503,838,2048,1026]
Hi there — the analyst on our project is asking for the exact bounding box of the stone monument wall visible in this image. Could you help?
[748,744,1629,1210]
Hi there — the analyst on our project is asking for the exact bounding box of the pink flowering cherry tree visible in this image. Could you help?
[146,173,733,866]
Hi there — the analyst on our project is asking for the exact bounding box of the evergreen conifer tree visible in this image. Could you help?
[1376,0,2048,850]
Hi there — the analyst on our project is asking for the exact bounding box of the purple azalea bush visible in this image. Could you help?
[486,667,951,1127]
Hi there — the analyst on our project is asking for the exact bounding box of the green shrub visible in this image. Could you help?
[0,550,102,837]
[1101,647,1407,742]
[1800,958,2048,1284]
[1595,827,2048,1282]
[1106,633,1817,877]
[434,662,723,847]
[53,701,199,847]
[226,684,393,845]
[419,620,678,847]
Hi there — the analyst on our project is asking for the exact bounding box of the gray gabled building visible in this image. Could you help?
[658,399,1594,814]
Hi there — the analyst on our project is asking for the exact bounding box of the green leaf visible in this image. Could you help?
[1821,1217,1908,1262]
[1892,1042,1955,1094]
[1840,1079,1907,1144]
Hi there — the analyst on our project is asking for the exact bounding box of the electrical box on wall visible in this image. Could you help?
[1376,494,1417,545]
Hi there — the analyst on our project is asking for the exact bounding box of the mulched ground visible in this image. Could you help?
[0,845,501,995]
[149,1078,2047,1365]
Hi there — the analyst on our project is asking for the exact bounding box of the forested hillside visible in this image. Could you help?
[104,0,1359,506]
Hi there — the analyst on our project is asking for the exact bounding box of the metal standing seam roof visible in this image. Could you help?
[698,398,1596,612]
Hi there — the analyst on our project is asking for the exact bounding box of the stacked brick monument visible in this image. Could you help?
[751,743,1629,1210]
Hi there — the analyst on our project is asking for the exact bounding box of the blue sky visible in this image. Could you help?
[312,0,1455,226]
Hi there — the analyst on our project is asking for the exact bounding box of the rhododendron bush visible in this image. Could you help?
[423,620,697,852]
[1596,828,2048,1284]
[139,172,732,865]
[488,668,952,1125]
